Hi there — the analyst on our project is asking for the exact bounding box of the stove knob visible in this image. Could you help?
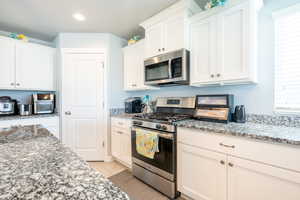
[156,124,161,129]
[161,126,167,131]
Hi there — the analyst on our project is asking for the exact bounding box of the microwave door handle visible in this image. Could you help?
[168,59,172,79]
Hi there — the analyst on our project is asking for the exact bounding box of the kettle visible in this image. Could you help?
[233,105,246,123]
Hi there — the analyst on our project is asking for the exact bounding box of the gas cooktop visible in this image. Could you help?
[133,112,192,123]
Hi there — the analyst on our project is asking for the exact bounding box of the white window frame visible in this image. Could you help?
[272,3,300,114]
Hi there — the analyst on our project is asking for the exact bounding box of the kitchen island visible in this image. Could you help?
[0,125,130,200]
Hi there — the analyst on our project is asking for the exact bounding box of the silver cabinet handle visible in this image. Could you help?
[220,160,225,165]
[117,131,123,134]
[228,162,234,167]
[65,111,71,115]
[219,143,235,149]
[132,84,137,87]
[118,122,123,125]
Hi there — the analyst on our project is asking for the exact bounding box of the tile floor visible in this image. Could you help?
[88,161,128,178]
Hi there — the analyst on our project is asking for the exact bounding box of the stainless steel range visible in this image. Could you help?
[131,97,195,199]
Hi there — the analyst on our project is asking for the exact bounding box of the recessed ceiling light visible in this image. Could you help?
[73,13,86,21]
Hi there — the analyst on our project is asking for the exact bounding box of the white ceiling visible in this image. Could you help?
[0,0,293,42]
[0,0,181,42]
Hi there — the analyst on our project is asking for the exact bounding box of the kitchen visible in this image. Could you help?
[0,0,300,199]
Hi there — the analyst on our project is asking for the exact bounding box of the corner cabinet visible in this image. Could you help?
[140,0,201,59]
[190,0,262,86]
[177,127,300,200]
[0,36,56,91]
[123,40,157,91]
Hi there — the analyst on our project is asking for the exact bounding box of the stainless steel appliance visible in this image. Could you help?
[18,104,33,116]
[131,97,195,199]
[125,97,143,113]
[144,49,190,86]
[0,96,17,116]
[33,93,55,114]
[194,94,234,123]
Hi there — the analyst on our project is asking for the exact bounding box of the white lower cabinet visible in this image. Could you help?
[0,116,60,139]
[111,117,132,167]
[178,143,226,200]
[177,128,300,200]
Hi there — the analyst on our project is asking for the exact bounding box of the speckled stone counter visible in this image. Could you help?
[0,125,130,200]
[111,113,137,119]
[176,120,300,146]
[0,113,59,121]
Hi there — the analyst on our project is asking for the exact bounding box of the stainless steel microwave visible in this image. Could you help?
[144,49,190,86]
[33,93,55,114]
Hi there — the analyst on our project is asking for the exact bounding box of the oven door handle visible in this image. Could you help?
[131,127,174,140]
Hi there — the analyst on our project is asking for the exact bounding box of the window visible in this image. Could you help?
[273,4,300,113]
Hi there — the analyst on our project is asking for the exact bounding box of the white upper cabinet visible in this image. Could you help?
[140,0,201,59]
[190,0,263,86]
[190,16,218,85]
[0,36,56,91]
[123,40,157,91]
[0,37,15,89]
[16,42,55,91]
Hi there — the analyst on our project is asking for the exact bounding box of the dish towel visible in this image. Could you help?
[135,128,159,159]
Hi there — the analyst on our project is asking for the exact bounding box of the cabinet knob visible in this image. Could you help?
[158,49,161,52]
[117,131,123,135]
[16,83,20,86]
[162,48,165,51]
[210,74,214,78]
[220,160,225,165]
[65,111,72,115]
[228,162,234,167]
[132,84,137,87]
[217,73,221,77]
[10,83,14,86]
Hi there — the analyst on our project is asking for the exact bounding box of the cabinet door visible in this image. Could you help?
[123,40,147,91]
[0,37,15,89]
[111,129,121,159]
[16,42,55,90]
[190,16,218,85]
[217,3,249,81]
[228,156,300,200]
[178,143,227,200]
[120,132,132,167]
[145,23,164,58]
[164,14,185,53]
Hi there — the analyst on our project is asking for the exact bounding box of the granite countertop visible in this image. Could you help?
[0,125,130,200]
[176,120,300,146]
[0,113,59,121]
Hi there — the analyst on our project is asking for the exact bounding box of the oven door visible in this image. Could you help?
[131,126,175,176]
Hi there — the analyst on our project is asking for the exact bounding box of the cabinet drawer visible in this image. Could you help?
[111,127,131,136]
[178,127,228,154]
[111,117,131,130]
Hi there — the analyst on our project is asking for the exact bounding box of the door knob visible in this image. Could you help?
[65,111,71,115]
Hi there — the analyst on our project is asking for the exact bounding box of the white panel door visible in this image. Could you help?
[228,156,300,200]
[217,3,249,81]
[164,14,185,53]
[190,16,218,85]
[145,23,164,58]
[15,42,55,90]
[62,52,105,161]
[0,37,15,89]
[178,143,227,200]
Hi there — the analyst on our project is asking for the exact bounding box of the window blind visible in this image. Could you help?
[273,5,300,113]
